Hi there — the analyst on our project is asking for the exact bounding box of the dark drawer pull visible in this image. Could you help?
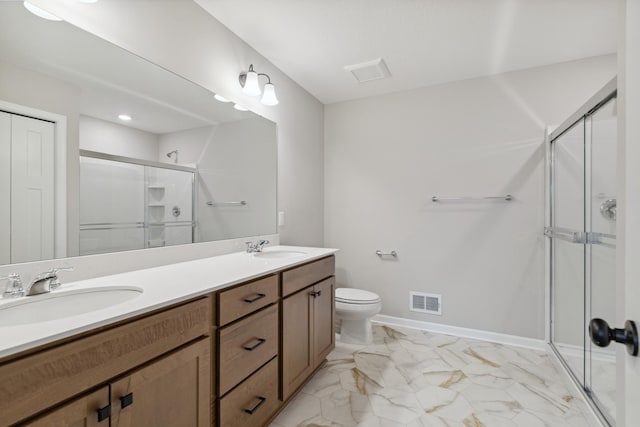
[96,405,111,422]
[244,293,266,303]
[120,392,134,409]
[309,290,321,298]
[244,396,267,415]
[243,338,266,351]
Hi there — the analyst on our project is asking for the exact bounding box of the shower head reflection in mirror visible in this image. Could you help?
[166,150,179,164]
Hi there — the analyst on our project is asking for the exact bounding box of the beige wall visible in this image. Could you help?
[324,55,616,339]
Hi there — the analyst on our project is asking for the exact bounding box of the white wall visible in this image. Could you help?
[325,55,617,339]
[0,0,324,284]
[158,125,213,165]
[29,0,324,247]
[0,60,81,257]
[196,118,277,241]
[79,115,160,161]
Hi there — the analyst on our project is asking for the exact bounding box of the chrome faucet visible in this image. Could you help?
[0,273,25,298]
[25,267,74,296]
[245,239,269,253]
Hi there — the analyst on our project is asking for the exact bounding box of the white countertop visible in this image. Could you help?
[0,245,338,359]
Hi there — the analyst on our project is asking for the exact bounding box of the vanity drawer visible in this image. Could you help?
[282,256,335,297]
[218,304,278,395]
[218,274,278,326]
[219,357,279,427]
[0,297,210,427]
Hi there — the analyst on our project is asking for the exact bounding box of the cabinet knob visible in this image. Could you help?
[96,405,111,422]
[244,293,266,303]
[244,396,267,415]
[309,290,321,298]
[243,338,266,351]
[120,392,134,409]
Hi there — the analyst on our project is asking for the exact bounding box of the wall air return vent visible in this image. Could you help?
[410,291,442,315]
[344,58,391,83]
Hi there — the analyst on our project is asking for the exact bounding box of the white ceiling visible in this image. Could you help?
[195,0,618,104]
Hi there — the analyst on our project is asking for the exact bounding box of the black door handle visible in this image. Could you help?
[589,318,639,356]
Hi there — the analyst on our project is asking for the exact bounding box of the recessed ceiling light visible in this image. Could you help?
[23,1,62,21]
[214,94,231,103]
[118,114,132,121]
[233,104,248,112]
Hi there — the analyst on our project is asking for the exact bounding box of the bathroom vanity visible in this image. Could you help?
[0,247,336,426]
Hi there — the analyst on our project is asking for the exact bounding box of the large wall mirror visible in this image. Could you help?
[0,2,277,265]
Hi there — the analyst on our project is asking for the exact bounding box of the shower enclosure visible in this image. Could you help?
[546,78,617,425]
[79,151,195,256]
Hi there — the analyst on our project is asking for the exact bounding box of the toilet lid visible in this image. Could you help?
[335,288,381,304]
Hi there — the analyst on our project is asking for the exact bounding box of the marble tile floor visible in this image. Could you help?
[270,324,594,427]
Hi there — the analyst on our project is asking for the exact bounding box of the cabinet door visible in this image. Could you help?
[313,278,335,366]
[110,338,211,427]
[281,287,314,400]
[24,387,109,427]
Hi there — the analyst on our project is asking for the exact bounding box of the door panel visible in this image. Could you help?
[110,339,211,427]
[10,115,54,263]
[551,120,586,382]
[24,387,109,427]
[313,278,335,364]
[281,288,313,401]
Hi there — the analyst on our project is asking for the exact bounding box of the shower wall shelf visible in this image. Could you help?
[431,194,512,202]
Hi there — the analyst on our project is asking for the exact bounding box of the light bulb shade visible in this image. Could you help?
[261,83,279,106]
[242,71,261,96]
[233,104,249,111]
[24,1,62,21]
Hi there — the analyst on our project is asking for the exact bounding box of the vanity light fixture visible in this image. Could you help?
[118,114,132,121]
[214,94,231,103]
[239,64,279,106]
[233,104,249,112]
[23,1,62,21]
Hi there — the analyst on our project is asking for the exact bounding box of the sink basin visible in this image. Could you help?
[253,250,307,259]
[0,286,143,326]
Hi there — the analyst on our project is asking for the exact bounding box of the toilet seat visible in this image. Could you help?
[335,288,380,304]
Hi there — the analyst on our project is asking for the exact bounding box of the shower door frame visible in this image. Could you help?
[79,149,197,246]
[546,77,617,426]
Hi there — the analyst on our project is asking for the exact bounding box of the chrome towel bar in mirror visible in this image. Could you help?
[431,194,513,202]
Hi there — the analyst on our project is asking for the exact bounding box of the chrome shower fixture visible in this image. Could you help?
[166,150,178,164]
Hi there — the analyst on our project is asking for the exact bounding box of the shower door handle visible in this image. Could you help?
[589,318,639,356]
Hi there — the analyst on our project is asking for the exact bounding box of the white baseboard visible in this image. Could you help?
[372,314,547,351]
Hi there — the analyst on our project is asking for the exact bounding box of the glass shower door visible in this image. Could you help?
[587,98,617,424]
[551,120,586,382]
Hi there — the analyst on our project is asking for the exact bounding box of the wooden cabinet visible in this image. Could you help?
[218,357,279,427]
[2,254,336,427]
[26,339,210,427]
[110,338,211,427]
[1,298,211,426]
[218,304,278,395]
[281,259,335,401]
[24,387,110,427]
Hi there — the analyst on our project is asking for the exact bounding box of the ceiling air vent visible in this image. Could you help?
[344,58,391,83]
[410,291,442,315]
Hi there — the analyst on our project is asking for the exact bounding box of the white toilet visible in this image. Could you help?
[335,288,382,345]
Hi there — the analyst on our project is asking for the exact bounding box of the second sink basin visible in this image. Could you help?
[253,250,308,259]
[0,286,143,326]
